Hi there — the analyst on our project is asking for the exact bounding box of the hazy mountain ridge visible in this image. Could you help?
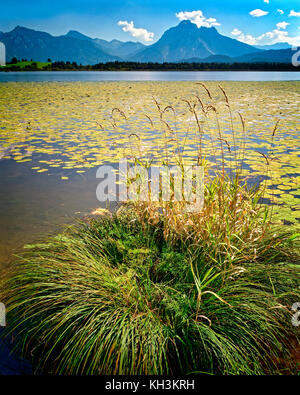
[234,48,298,63]
[0,22,297,65]
[254,43,292,51]
[180,48,297,64]
[66,30,145,58]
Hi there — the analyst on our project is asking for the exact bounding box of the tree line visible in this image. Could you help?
[1,59,298,71]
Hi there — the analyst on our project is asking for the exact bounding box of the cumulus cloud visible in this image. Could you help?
[289,10,300,17]
[175,10,221,28]
[249,9,269,17]
[231,28,242,36]
[277,9,284,15]
[276,21,289,29]
[232,31,258,46]
[264,0,269,3]
[231,25,300,47]
[117,21,154,42]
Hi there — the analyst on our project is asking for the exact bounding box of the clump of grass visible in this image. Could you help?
[0,211,299,375]
[131,173,268,269]
[1,85,299,375]
[123,84,281,269]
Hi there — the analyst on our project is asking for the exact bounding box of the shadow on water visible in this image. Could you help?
[0,155,113,267]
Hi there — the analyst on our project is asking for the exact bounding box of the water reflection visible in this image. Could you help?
[0,71,300,82]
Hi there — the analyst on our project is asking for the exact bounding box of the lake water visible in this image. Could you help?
[0,80,299,267]
[0,70,300,82]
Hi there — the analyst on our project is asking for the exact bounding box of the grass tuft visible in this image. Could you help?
[0,211,299,375]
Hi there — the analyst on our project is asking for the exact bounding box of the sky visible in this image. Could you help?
[0,0,300,46]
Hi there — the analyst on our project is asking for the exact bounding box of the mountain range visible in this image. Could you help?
[181,48,296,64]
[128,21,260,63]
[0,21,297,65]
[65,30,145,58]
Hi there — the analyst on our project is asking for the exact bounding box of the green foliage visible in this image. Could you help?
[3,60,297,71]
[2,61,51,71]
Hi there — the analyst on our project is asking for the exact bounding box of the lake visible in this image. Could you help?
[0,70,300,82]
[0,80,299,267]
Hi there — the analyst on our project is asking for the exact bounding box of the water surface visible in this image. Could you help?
[0,71,299,82]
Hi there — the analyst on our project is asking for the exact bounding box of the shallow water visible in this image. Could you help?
[0,157,106,266]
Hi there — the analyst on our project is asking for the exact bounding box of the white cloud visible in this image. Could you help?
[264,0,269,4]
[232,26,300,47]
[117,21,154,42]
[276,22,289,29]
[232,31,257,46]
[289,10,300,17]
[249,9,269,17]
[175,10,221,28]
[231,28,242,36]
[277,9,284,15]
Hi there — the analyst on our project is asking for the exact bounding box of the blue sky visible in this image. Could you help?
[0,0,300,45]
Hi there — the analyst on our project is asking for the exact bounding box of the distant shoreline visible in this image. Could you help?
[1,60,299,73]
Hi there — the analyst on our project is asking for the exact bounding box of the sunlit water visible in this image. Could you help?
[0,71,299,82]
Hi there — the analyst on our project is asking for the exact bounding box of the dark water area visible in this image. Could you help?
[0,155,109,267]
[0,329,32,375]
